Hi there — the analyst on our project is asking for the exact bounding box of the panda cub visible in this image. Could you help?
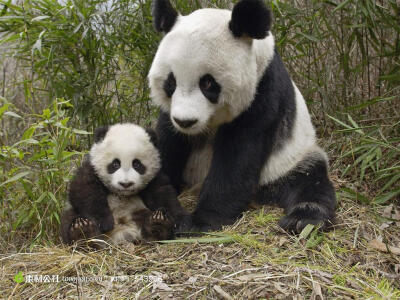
[60,123,186,245]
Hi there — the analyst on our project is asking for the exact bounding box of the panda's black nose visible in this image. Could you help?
[119,181,134,189]
[173,118,198,129]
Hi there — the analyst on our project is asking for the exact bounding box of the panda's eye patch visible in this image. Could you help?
[132,159,146,175]
[199,74,221,104]
[163,72,176,98]
[107,159,121,174]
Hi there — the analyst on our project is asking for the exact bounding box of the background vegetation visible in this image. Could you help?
[0,0,399,298]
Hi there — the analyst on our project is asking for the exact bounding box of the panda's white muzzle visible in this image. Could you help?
[170,89,215,135]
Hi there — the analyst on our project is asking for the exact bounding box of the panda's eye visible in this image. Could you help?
[107,158,121,174]
[199,74,221,104]
[163,72,176,98]
[132,159,146,175]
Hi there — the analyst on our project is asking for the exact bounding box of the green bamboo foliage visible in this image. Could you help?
[269,0,399,203]
[0,0,158,133]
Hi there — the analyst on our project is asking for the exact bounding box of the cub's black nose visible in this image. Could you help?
[119,181,134,189]
[173,117,198,129]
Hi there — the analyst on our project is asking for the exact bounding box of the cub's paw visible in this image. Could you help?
[69,217,101,242]
[279,202,335,234]
[150,209,172,226]
[146,209,173,240]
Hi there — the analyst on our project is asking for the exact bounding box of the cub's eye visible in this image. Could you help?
[107,158,121,174]
[163,72,176,98]
[112,159,120,168]
[199,74,221,104]
[132,159,146,175]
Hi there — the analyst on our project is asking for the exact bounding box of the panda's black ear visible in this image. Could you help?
[145,128,158,147]
[94,126,109,143]
[152,0,178,33]
[229,0,272,40]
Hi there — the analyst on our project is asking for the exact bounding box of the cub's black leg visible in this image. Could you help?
[139,171,189,229]
[258,158,337,233]
[68,159,114,234]
[60,208,101,244]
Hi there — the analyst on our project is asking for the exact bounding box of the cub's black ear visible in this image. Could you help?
[94,126,109,143]
[152,0,178,33]
[145,128,158,147]
[229,0,272,39]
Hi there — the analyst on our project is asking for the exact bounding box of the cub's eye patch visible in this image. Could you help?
[132,159,146,175]
[107,158,121,174]
[163,72,176,98]
[199,74,221,104]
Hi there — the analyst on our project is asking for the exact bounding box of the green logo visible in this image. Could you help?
[14,271,24,283]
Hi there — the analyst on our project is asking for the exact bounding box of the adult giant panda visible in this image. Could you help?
[148,0,337,233]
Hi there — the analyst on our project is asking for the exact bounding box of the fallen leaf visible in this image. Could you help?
[213,285,233,300]
[279,236,288,247]
[237,273,267,281]
[186,276,197,284]
[299,224,315,240]
[379,223,391,230]
[382,204,400,222]
[310,281,324,300]
[152,280,172,292]
[273,282,289,294]
[393,210,400,221]
[368,239,400,255]
[382,205,393,218]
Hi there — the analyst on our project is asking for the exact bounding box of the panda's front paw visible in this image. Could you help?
[146,209,174,240]
[150,209,172,226]
[278,203,334,234]
[69,217,101,242]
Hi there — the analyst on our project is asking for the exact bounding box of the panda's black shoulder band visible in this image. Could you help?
[152,0,178,33]
[145,128,158,147]
[229,0,272,39]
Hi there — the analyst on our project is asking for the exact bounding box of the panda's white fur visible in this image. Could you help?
[259,83,326,184]
[149,9,275,135]
[106,194,147,243]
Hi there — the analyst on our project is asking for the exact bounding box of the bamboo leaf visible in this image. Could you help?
[333,0,351,12]
[157,234,234,244]
[1,171,30,187]
[3,111,21,119]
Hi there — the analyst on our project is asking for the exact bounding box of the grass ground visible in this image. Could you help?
[1,184,400,299]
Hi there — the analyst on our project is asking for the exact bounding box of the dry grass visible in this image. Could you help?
[1,186,400,299]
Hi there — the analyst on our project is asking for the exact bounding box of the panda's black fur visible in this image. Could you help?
[60,123,187,245]
[149,0,337,233]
